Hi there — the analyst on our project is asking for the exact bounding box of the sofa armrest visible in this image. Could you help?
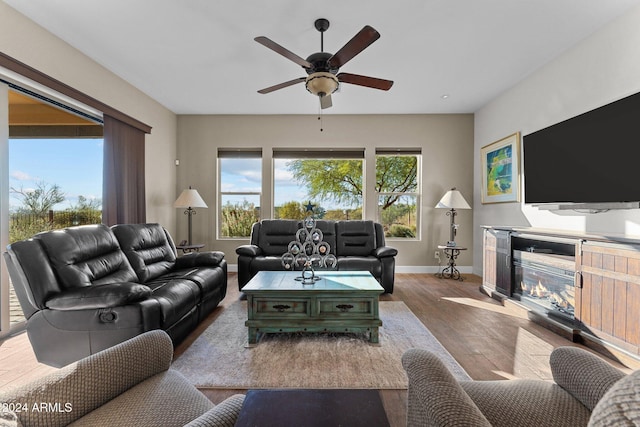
[175,251,225,269]
[184,394,245,427]
[373,246,398,258]
[402,349,491,427]
[0,410,20,427]
[550,346,626,411]
[0,330,173,426]
[45,282,151,310]
[236,245,262,257]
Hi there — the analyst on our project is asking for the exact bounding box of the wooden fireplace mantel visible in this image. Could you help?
[482,226,640,360]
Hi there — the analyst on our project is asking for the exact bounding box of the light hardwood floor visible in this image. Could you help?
[2,273,639,426]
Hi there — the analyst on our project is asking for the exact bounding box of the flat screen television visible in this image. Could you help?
[523,90,640,208]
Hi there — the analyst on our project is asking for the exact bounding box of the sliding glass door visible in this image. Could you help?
[0,84,103,338]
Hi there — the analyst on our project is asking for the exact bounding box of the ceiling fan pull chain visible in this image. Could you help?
[318,103,324,132]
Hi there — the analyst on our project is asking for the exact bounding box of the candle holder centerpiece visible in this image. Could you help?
[281,203,337,284]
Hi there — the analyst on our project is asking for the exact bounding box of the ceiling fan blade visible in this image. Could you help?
[257,77,306,94]
[255,36,313,69]
[337,73,393,91]
[328,25,380,69]
[320,94,333,109]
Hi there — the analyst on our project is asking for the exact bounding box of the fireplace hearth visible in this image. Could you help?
[513,250,576,324]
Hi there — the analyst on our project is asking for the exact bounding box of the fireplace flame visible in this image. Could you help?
[519,279,575,315]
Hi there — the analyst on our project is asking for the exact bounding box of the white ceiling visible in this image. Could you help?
[5,0,640,115]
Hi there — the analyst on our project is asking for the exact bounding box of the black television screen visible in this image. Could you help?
[523,91,640,205]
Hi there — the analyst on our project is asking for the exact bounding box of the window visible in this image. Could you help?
[376,150,420,239]
[6,89,104,329]
[273,149,364,220]
[218,149,261,238]
[9,138,103,243]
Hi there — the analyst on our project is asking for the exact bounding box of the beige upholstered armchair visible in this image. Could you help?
[0,330,244,427]
[402,346,640,427]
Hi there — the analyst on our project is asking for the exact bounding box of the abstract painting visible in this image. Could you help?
[481,132,520,203]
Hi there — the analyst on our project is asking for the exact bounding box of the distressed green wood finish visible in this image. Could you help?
[243,271,384,345]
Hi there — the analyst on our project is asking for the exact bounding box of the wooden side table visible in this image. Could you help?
[436,245,467,281]
[175,243,204,254]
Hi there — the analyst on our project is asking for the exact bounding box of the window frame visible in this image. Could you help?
[375,149,422,240]
[272,149,365,220]
[217,149,262,239]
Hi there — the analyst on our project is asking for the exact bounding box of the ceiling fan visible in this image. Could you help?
[255,18,394,109]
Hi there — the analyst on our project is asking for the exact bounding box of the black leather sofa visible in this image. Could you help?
[3,223,227,367]
[236,219,397,293]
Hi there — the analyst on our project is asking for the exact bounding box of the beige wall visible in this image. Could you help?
[473,4,640,275]
[176,114,474,269]
[0,3,178,235]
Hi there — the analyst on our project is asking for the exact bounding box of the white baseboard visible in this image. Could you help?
[395,265,473,274]
[226,264,472,274]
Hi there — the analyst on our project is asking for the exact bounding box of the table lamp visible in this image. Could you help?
[435,187,471,247]
[174,186,208,245]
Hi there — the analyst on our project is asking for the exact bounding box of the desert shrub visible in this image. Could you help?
[386,224,416,238]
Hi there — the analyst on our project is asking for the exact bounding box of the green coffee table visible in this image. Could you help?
[243,271,384,346]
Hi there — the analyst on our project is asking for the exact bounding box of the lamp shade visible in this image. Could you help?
[174,188,208,209]
[435,188,471,210]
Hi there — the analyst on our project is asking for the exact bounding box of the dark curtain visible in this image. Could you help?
[102,115,146,225]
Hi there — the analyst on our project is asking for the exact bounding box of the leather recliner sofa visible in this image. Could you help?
[3,223,227,367]
[236,219,397,293]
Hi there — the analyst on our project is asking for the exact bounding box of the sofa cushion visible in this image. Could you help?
[462,380,592,427]
[68,370,214,427]
[37,224,138,288]
[45,282,152,311]
[250,256,287,276]
[257,220,299,256]
[588,369,640,427]
[160,267,226,299]
[337,256,382,277]
[335,221,377,257]
[143,278,201,326]
[112,223,178,283]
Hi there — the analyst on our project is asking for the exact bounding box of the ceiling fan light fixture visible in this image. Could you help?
[305,72,339,97]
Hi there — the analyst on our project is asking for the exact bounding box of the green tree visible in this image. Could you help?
[11,181,65,218]
[287,160,363,207]
[277,201,306,220]
[287,156,417,211]
[65,195,103,226]
[70,195,102,211]
[376,156,418,210]
[221,200,259,237]
[277,201,326,220]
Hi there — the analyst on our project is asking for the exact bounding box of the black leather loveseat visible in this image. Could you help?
[3,223,227,367]
[236,220,397,293]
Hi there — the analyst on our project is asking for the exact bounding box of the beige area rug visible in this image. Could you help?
[172,300,469,389]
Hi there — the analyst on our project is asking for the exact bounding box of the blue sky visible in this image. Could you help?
[9,138,103,210]
[9,143,357,212]
[220,158,356,210]
[220,158,309,207]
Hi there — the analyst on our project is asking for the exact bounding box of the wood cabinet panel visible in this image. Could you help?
[581,243,640,353]
[483,230,498,291]
[483,227,640,358]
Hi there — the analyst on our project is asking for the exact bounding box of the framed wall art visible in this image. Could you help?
[481,132,521,204]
